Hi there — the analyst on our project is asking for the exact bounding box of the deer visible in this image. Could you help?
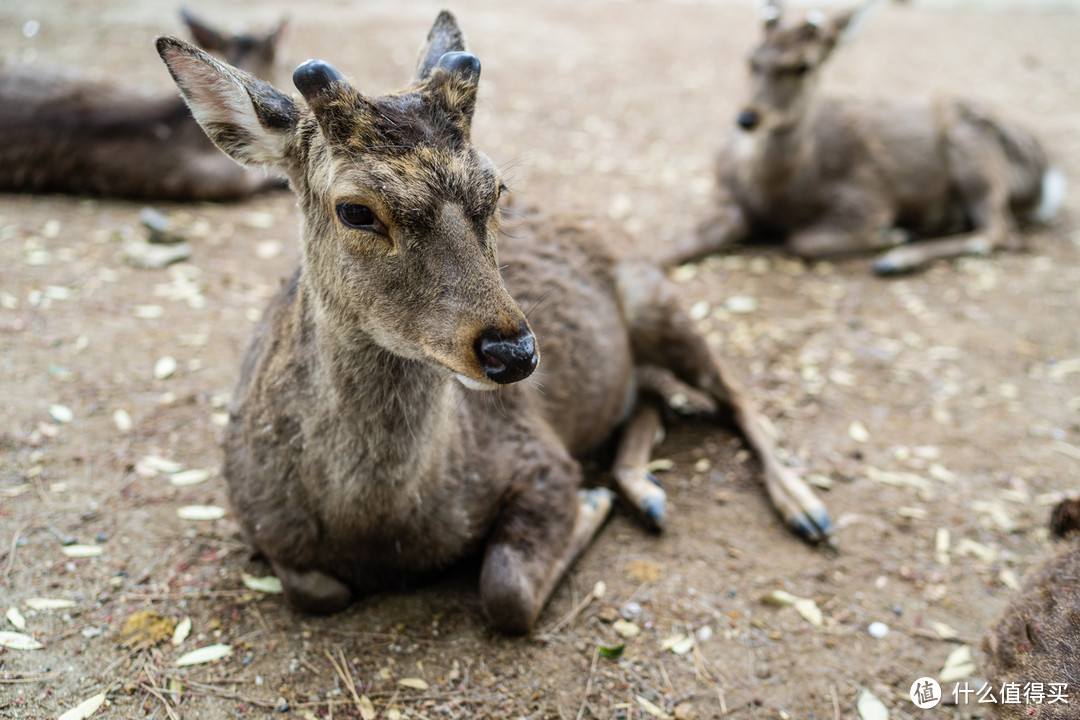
[657,0,1066,275]
[155,10,832,635]
[0,9,286,201]
[980,498,1080,718]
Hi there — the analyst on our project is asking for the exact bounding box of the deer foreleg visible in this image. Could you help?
[612,400,667,530]
[480,454,612,635]
[656,202,749,269]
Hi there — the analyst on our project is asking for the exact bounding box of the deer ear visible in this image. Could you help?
[415,10,468,82]
[758,0,782,31]
[180,8,227,53]
[826,0,883,49]
[156,36,297,173]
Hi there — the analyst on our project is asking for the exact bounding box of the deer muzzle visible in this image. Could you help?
[475,324,538,385]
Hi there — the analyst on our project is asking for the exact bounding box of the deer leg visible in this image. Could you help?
[480,452,613,635]
[655,201,749,268]
[271,562,352,615]
[787,222,904,261]
[617,260,832,544]
[612,399,668,531]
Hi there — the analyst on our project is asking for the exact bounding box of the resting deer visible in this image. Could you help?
[0,9,286,201]
[659,0,1066,275]
[980,499,1080,718]
[156,11,831,634]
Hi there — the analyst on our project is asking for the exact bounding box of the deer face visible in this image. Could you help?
[736,5,861,133]
[157,12,538,389]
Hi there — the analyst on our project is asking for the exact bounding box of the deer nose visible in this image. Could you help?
[476,326,538,385]
[737,109,760,131]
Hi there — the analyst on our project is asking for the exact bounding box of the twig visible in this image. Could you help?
[539,586,601,638]
[142,681,182,720]
[174,678,282,708]
[122,589,251,601]
[830,684,840,720]
[0,672,62,684]
[2,525,26,580]
[325,648,364,710]
[575,646,599,720]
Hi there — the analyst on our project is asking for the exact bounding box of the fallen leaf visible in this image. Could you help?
[613,619,640,638]
[120,611,176,649]
[112,409,133,433]
[141,455,183,474]
[598,643,625,659]
[57,692,107,720]
[6,606,26,630]
[724,296,758,314]
[397,678,429,691]
[999,568,1020,591]
[61,544,103,558]
[242,573,284,594]
[154,356,178,380]
[358,695,376,720]
[168,469,210,487]
[0,630,43,650]
[848,421,870,443]
[636,695,672,719]
[856,688,889,720]
[25,598,75,610]
[175,644,232,666]
[761,590,797,607]
[940,645,976,683]
[930,621,958,640]
[172,617,192,646]
[793,597,824,627]
[49,404,74,423]
[625,558,661,582]
[176,505,226,521]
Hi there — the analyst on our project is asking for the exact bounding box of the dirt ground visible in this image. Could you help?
[2,0,1079,718]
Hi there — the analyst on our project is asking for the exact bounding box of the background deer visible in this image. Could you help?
[0,9,286,201]
[156,11,831,634]
[980,498,1079,717]
[658,0,1066,275]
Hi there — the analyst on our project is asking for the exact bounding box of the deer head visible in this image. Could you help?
[157,11,537,389]
[180,7,287,82]
[736,1,880,133]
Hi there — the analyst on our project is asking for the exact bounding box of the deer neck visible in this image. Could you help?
[742,102,821,190]
[299,278,463,476]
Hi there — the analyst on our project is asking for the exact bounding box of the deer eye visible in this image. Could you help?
[795,61,812,75]
[336,203,386,234]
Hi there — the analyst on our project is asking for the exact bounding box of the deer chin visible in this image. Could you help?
[454,373,500,391]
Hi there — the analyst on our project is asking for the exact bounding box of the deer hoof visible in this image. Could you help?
[636,474,667,531]
[276,566,352,615]
[872,247,923,275]
[788,506,835,547]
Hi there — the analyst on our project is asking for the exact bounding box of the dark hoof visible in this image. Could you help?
[789,507,835,547]
[639,473,667,531]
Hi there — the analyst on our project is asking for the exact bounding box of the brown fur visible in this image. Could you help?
[0,10,285,200]
[981,500,1080,717]
[156,11,830,634]
[659,1,1060,275]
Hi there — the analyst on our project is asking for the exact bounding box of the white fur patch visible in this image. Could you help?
[455,373,498,391]
[1034,167,1067,224]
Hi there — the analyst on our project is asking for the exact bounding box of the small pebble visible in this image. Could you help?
[620,601,642,621]
[868,621,889,638]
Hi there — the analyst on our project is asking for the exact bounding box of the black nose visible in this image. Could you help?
[476,326,538,385]
[737,109,760,130]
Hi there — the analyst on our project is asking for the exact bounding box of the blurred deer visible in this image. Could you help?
[981,498,1080,718]
[156,11,832,634]
[0,9,286,200]
[660,0,1065,275]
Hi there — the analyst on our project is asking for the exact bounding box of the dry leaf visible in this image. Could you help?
[0,630,43,650]
[724,296,758,314]
[636,695,673,719]
[154,356,177,380]
[57,692,107,720]
[168,469,210,487]
[848,421,870,443]
[176,505,226,521]
[112,409,133,433]
[358,695,376,720]
[175,644,232,666]
[398,678,429,691]
[61,544,103,558]
[930,621,958,640]
[625,558,661,582]
[49,404,74,423]
[940,645,975,683]
[242,573,284,594]
[172,616,192,646]
[660,634,694,655]
[793,597,824,627]
[6,606,26,630]
[613,619,641,638]
[761,590,797,607]
[120,611,176,649]
[141,455,183,474]
[999,568,1020,591]
[25,598,75,610]
[856,689,889,720]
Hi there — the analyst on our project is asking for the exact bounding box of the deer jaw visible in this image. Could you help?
[157,37,538,390]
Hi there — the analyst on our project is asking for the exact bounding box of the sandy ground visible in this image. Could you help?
[1,1,1079,718]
